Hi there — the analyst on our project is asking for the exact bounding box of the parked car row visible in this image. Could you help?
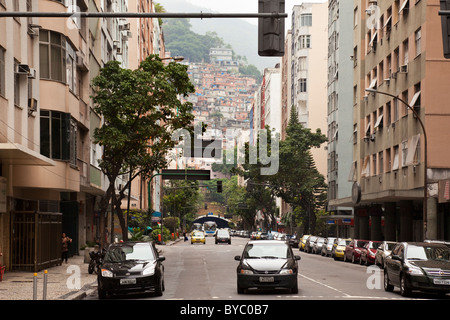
[299,235,450,297]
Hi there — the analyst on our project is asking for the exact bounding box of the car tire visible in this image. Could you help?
[237,281,245,294]
[155,277,164,297]
[400,273,411,297]
[384,271,394,292]
[291,279,298,294]
[98,287,107,299]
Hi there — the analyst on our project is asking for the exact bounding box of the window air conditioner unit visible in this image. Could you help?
[384,78,390,86]
[119,23,130,31]
[28,68,36,79]
[76,52,89,71]
[399,64,408,73]
[28,98,38,115]
[15,64,30,75]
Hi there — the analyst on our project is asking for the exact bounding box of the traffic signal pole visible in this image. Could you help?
[0,11,287,19]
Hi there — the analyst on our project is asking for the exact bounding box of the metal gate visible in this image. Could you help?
[11,211,62,272]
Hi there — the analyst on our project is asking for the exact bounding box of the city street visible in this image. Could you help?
[84,236,449,301]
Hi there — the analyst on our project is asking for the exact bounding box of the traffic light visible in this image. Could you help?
[440,0,450,58]
[258,0,285,57]
[217,180,222,193]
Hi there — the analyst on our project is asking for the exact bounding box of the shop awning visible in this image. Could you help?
[0,143,55,166]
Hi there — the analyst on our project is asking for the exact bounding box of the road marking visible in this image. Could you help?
[298,273,351,297]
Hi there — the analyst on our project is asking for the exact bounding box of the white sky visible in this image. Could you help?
[185,1,326,25]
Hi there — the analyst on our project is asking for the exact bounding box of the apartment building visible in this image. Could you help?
[351,0,450,242]
[291,2,328,179]
[326,0,355,236]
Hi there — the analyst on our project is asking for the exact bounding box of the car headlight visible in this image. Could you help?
[406,264,423,275]
[101,269,113,278]
[143,265,156,276]
[240,269,253,275]
[280,269,294,275]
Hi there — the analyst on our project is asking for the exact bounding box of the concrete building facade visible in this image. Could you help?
[350,0,450,242]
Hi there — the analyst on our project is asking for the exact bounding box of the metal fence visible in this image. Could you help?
[11,211,62,272]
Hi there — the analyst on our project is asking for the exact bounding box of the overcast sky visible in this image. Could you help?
[185,0,326,26]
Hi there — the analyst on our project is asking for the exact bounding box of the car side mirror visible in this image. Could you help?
[234,255,241,261]
[157,256,165,262]
[294,255,301,261]
[392,255,402,261]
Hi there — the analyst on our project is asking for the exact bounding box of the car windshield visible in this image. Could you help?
[356,240,368,247]
[386,243,397,250]
[217,230,229,237]
[193,231,204,237]
[338,239,351,246]
[104,243,155,263]
[407,245,450,262]
[244,243,291,259]
[368,242,382,249]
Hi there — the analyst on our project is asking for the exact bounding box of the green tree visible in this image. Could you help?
[91,55,195,242]
[234,127,279,231]
[271,107,328,234]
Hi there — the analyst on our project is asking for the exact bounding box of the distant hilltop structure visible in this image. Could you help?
[209,48,239,73]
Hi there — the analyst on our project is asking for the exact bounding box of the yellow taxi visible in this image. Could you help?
[300,235,311,251]
[333,238,352,260]
[191,231,206,244]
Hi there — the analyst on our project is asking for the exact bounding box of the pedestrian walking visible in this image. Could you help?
[62,233,72,264]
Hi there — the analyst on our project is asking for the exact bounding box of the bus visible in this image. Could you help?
[203,221,217,236]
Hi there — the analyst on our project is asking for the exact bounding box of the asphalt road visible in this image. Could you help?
[85,236,450,301]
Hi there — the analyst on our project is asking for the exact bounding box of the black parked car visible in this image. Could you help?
[234,240,301,294]
[384,242,450,297]
[97,241,165,299]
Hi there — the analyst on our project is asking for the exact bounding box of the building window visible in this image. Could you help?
[40,110,76,162]
[415,28,421,57]
[14,60,20,106]
[39,30,67,82]
[299,78,307,92]
[402,38,409,65]
[300,13,312,27]
[66,43,77,94]
[299,35,311,49]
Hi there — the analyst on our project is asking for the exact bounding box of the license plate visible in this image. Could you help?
[259,276,274,283]
[434,279,450,285]
[120,278,136,285]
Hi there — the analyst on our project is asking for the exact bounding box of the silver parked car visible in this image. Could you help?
[321,237,337,257]
[312,237,325,254]
[375,241,397,269]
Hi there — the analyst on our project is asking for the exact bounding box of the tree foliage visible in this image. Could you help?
[91,55,195,242]
[271,107,328,234]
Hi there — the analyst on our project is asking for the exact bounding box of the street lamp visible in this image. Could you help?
[365,88,428,240]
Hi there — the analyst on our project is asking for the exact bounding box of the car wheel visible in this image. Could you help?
[384,271,394,292]
[291,279,298,294]
[400,273,411,297]
[237,281,245,294]
[98,287,107,299]
[155,277,164,297]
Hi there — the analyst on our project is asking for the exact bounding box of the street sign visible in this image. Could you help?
[161,169,211,181]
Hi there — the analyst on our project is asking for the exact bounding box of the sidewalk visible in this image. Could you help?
[0,239,182,300]
[0,251,97,300]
